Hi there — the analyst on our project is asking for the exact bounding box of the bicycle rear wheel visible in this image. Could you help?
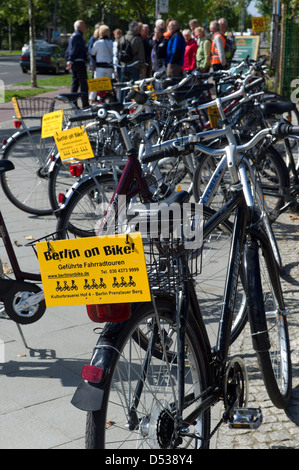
[85,298,211,449]
[1,128,55,215]
[244,237,292,409]
[56,174,116,238]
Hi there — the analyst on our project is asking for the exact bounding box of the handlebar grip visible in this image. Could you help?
[244,76,265,92]
[274,123,299,138]
[68,112,98,123]
[126,89,149,105]
[142,145,180,163]
[142,142,194,164]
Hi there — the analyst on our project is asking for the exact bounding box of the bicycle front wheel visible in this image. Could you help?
[1,128,55,215]
[85,298,211,449]
[244,237,292,409]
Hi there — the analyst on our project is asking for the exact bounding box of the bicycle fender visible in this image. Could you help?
[0,278,39,299]
[2,127,41,153]
[243,239,271,352]
[71,321,125,411]
[59,171,112,210]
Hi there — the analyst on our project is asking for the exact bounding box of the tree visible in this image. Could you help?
[28,0,37,87]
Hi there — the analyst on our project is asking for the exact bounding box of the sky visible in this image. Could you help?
[247,0,260,16]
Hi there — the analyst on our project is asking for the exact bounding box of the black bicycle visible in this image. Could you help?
[70,120,297,449]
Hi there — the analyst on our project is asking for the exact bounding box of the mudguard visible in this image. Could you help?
[71,321,125,411]
[243,239,271,352]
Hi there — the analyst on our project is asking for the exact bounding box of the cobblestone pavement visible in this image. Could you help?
[215,210,299,449]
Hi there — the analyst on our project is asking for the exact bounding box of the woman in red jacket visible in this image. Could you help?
[182,29,197,74]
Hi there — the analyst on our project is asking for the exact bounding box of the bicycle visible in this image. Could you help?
[0,92,91,215]
[0,160,46,324]
[68,103,298,447]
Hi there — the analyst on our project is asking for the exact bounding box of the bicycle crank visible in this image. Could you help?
[0,278,46,325]
[222,356,263,430]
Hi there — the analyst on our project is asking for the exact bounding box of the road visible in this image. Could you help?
[0,55,59,87]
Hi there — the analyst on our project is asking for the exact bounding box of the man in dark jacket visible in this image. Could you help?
[65,20,89,107]
[165,20,185,77]
[118,20,145,81]
[150,26,167,73]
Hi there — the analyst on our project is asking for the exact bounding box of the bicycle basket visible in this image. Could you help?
[144,236,201,296]
[12,96,55,119]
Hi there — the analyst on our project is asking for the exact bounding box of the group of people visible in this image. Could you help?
[65,17,235,106]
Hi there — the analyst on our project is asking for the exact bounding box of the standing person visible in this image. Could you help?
[65,20,89,108]
[112,28,122,79]
[163,18,174,39]
[88,23,100,73]
[195,26,211,72]
[182,29,197,74]
[150,25,167,74]
[165,20,185,77]
[189,19,200,45]
[118,20,145,82]
[89,24,114,104]
[218,17,236,68]
[209,20,226,71]
[140,23,152,77]
[155,19,166,32]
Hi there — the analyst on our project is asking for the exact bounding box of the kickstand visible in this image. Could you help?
[16,323,28,349]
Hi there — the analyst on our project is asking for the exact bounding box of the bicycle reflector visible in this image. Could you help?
[69,164,83,177]
[86,303,131,322]
[14,120,21,129]
[58,193,66,204]
[81,365,103,383]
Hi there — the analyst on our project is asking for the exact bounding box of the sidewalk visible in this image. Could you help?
[0,96,298,449]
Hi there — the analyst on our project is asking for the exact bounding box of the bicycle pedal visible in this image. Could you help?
[229,407,263,430]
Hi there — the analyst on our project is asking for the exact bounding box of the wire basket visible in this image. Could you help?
[144,236,202,296]
[26,230,73,257]
[12,96,56,119]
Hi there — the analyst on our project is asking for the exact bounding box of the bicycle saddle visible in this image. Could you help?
[55,92,87,102]
[0,160,14,174]
[260,100,296,117]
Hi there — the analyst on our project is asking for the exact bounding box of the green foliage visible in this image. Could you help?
[0,0,260,49]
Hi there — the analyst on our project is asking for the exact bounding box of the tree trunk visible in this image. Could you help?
[28,0,37,88]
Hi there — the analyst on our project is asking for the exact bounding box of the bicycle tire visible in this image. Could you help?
[48,156,75,214]
[0,128,55,215]
[56,174,116,238]
[85,297,212,449]
[244,236,292,409]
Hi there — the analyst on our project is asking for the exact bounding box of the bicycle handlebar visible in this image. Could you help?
[141,123,299,163]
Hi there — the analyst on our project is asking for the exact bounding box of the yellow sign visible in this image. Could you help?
[54,126,94,161]
[12,97,21,119]
[207,105,221,128]
[42,110,63,139]
[252,17,268,32]
[88,77,113,92]
[36,233,151,307]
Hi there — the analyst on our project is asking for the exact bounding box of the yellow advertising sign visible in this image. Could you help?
[36,233,151,307]
[88,77,113,91]
[12,97,22,119]
[54,126,94,161]
[207,105,221,128]
[42,110,63,139]
[252,17,268,32]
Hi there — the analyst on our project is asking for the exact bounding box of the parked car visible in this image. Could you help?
[20,44,67,74]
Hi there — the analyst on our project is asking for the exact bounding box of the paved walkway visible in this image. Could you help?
[0,96,298,449]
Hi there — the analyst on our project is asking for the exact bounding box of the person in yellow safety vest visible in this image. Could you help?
[209,20,226,71]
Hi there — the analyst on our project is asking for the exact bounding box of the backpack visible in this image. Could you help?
[118,37,134,63]
[224,35,236,60]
